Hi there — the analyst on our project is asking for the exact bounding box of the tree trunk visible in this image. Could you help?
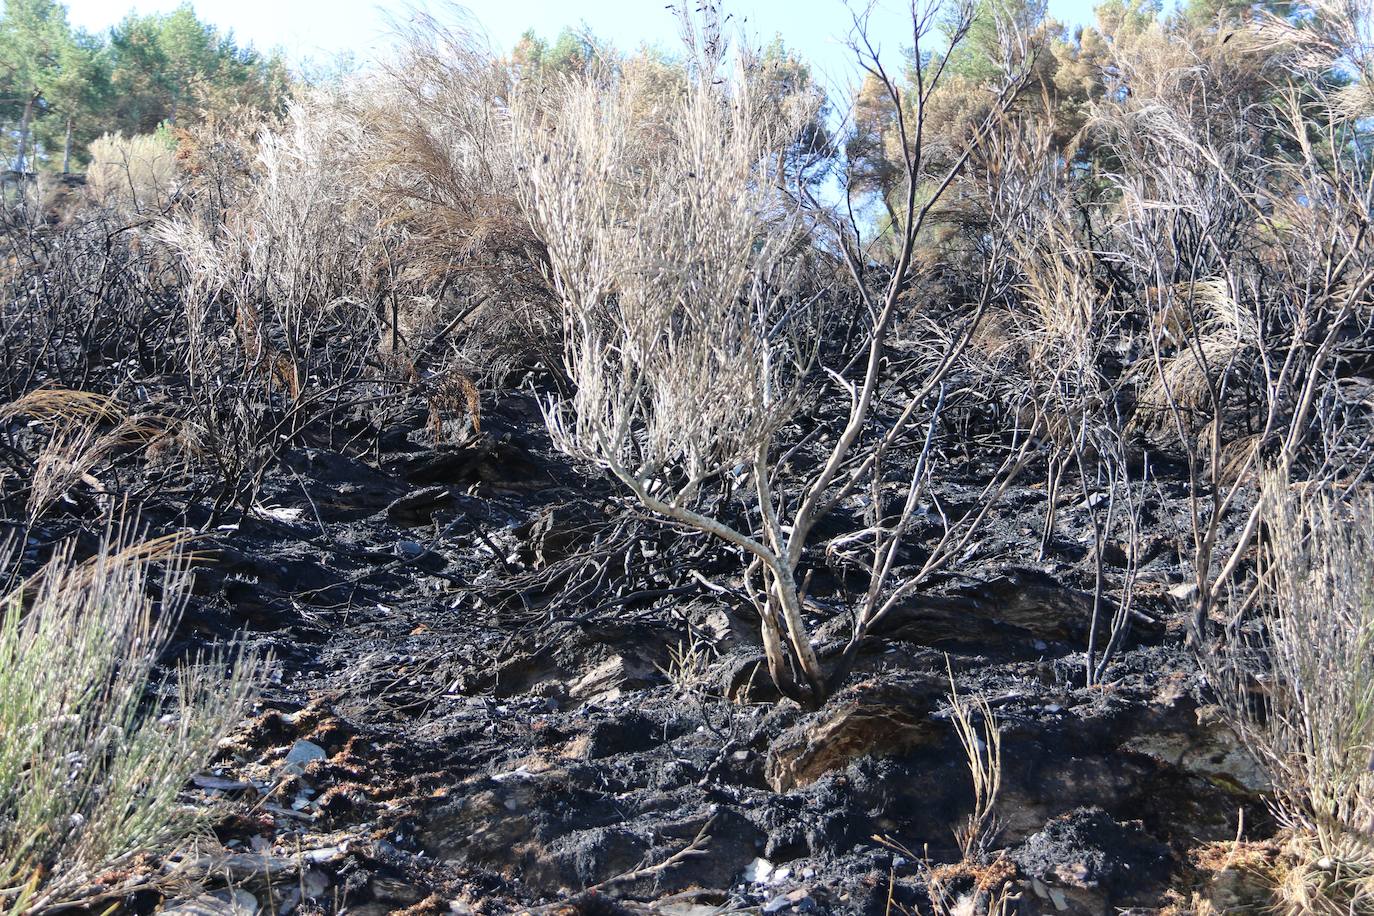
[61,115,73,175]
[15,92,36,174]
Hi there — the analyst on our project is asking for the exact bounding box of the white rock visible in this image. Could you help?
[1168,582,1198,601]
[742,857,774,884]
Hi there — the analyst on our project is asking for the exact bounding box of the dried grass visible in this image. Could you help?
[947,667,1003,861]
[655,635,718,696]
[1130,279,1259,441]
[0,390,159,522]
[0,388,125,426]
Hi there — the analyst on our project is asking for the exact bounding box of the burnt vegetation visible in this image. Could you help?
[2,0,1374,913]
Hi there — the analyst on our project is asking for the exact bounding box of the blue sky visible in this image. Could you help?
[64,0,1100,91]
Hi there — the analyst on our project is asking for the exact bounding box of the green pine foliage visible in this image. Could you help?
[0,0,288,173]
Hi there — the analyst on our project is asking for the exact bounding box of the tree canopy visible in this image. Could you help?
[0,0,287,172]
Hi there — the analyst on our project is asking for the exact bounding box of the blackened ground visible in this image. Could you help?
[36,392,1273,915]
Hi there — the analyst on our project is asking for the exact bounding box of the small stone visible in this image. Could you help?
[394,540,426,560]
[192,774,250,791]
[743,857,774,884]
[386,486,453,525]
[763,895,792,913]
[283,740,326,773]
[162,890,259,915]
[1082,491,1109,509]
[303,845,346,864]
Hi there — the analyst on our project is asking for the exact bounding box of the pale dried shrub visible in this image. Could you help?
[160,26,542,467]
[354,17,561,392]
[0,530,260,913]
[514,7,836,700]
[1005,201,1117,446]
[951,118,1143,682]
[1205,471,1374,914]
[515,25,813,491]
[1084,0,1374,631]
[86,132,180,214]
[161,88,385,387]
[158,90,388,507]
[1255,0,1374,119]
[515,0,1034,705]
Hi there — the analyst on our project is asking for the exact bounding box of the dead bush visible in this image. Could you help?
[85,132,180,214]
[516,0,1035,705]
[1204,471,1374,914]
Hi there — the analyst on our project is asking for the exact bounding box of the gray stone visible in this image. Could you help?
[162,889,259,916]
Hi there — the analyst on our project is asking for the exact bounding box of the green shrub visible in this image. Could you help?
[0,531,259,913]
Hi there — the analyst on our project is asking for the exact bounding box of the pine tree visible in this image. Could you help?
[0,0,70,172]
[44,30,110,173]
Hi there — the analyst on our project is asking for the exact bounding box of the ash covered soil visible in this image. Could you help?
[31,391,1271,915]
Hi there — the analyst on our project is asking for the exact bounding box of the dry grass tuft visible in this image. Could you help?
[1130,278,1259,443]
[1,390,160,523]
[1271,831,1374,916]
[0,388,125,426]
[655,635,718,696]
[947,667,1002,861]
